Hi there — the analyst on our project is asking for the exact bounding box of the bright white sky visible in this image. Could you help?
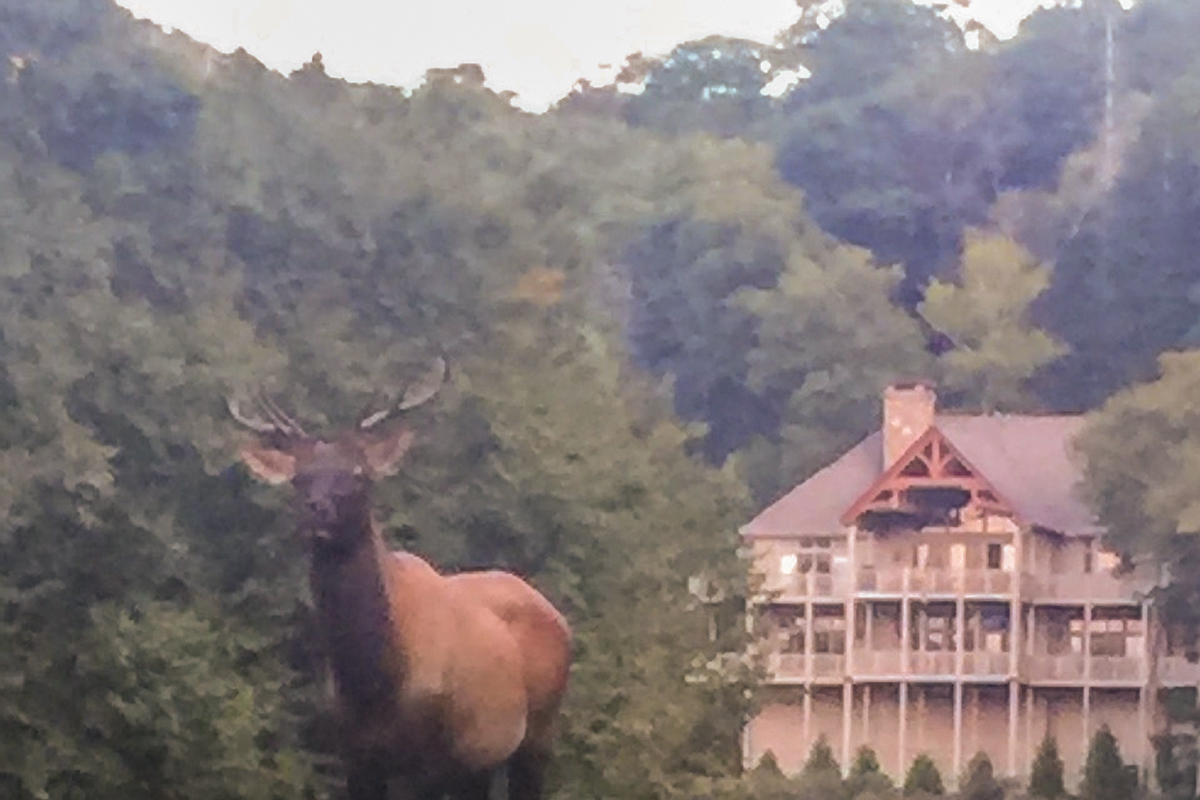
[116,0,1061,111]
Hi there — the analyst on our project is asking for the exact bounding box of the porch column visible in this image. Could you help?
[954,591,965,780]
[842,529,857,770]
[1009,529,1024,777]
[1138,599,1150,780]
[917,685,927,753]
[954,682,964,782]
[804,599,814,753]
[1008,681,1019,777]
[862,683,872,744]
[899,682,909,777]
[1083,601,1093,756]
[843,683,853,772]
[1025,686,1035,777]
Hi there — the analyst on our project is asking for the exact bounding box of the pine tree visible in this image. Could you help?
[803,734,843,779]
[794,735,848,800]
[961,752,1005,800]
[1030,734,1066,800]
[1081,725,1138,800]
[848,745,893,798]
[903,753,945,796]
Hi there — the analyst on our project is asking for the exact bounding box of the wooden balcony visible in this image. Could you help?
[768,650,1151,686]
[852,650,1009,680]
[961,651,1011,678]
[1026,572,1150,604]
[1025,654,1142,685]
[765,652,846,684]
[758,565,1149,606]
[1157,656,1200,687]
[761,569,851,602]
[856,567,1017,598]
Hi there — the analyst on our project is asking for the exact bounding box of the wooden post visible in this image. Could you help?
[1008,679,1019,777]
[899,682,909,778]
[805,598,814,755]
[805,601,815,682]
[842,682,854,773]
[1083,601,1093,757]
[803,686,813,757]
[971,685,980,758]
[1009,528,1023,778]
[1025,686,1035,777]
[1138,600,1150,781]
[863,683,872,744]
[955,592,965,781]
[954,681,964,783]
[843,529,857,772]
[918,685,927,753]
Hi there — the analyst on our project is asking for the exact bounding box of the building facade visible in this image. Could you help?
[742,383,1196,786]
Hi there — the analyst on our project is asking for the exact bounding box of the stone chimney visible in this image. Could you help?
[883,382,937,467]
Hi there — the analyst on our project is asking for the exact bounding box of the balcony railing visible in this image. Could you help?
[768,649,1156,684]
[854,649,904,677]
[1025,654,1142,683]
[760,570,851,601]
[765,652,846,683]
[1026,572,1152,603]
[908,650,958,676]
[1026,654,1085,681]
[1089,656,1143,682]
[760,564,1150,605]
[961,651,1010,677]
[1158,656,1200,686]
[856,567,1016,597]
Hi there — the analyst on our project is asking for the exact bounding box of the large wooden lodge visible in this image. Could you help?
[742,383,1198,786]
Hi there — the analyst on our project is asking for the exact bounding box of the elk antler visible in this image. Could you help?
[227,390,309,439]
[359,356,448,430]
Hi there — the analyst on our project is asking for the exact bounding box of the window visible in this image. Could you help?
[769,610,805,653]
[813,616,846,654]
[987,543,1002,569]
[1002,544,1016,572]
[1090,615,1144,657]
[786,538,836,576]
[923,610,956,652]
[1098,551,1121,573]
[951,544,966,571]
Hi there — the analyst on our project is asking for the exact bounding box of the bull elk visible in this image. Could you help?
[228,360,572,800]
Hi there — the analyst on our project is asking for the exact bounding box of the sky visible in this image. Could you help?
[116,0,1060,111]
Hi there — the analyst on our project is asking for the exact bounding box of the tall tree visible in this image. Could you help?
[903,754,945,797]
[920,229,1065,412]
[1081,726,1138,800]
[1029,734,1066,800]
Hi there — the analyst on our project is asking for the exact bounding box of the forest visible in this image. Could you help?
[0,0,1199,797]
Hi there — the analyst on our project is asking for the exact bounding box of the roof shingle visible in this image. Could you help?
[741,414,1100,539]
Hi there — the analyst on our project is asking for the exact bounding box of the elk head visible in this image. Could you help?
[229,358,447,550]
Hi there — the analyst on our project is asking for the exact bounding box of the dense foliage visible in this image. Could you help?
[1,0,1200,797]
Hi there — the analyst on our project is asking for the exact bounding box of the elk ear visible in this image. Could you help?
[239,444,297,485]
[362,427,416,478]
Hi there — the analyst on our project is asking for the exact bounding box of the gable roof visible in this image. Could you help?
[741,414,1101,539]
[838,423,1017,526]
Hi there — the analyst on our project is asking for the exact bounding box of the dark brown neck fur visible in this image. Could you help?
[309,525,399,714]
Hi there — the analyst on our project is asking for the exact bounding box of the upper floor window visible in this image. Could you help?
[1097,551,1121,573]
[782,537,834,576]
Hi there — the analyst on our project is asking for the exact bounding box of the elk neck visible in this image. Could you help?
[307,519,402,713]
